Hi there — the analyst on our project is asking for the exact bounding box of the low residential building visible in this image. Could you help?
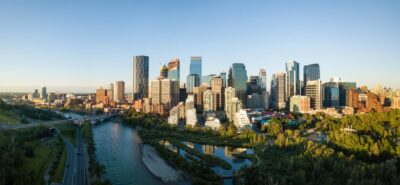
[247,93,263,110]
[234,109,251,132]
[205,117,221,130]
[392,97,400,109]
[185,95,198,127]
[168,106,179,125]
[343,106,355,115]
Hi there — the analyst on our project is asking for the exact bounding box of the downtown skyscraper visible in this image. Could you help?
[133,55,149,101]
[303,63,320,94]
[168,58,180,83]
[231,63,248,106]
[270,72,286,109]
[190,56,202,84]
[114,80,126,103]
[259,69,267,92]
[186,74,200,94]
[286,60,300,98]
[306,80,323,110]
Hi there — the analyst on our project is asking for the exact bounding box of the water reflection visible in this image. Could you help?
[92,122,187,185]
[179,142,253,177]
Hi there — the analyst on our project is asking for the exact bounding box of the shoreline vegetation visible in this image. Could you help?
[121,110,258,185]
[82,122,111,185]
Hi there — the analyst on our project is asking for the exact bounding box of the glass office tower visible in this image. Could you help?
[190,56,202,84]
[231,63,248,106]
[133,55,149,100]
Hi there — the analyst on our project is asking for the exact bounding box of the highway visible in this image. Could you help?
[62,137,76,185]
[0,120,73,131]
[76,127,86,185]
[0,114,114,131]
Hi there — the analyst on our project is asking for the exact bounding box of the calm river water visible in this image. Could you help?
[92,121,188,185]
[91,120,251,185]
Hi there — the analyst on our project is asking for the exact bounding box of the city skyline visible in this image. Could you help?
[1,0,400,92]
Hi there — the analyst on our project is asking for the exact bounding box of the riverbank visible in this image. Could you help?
[140,144,184,182]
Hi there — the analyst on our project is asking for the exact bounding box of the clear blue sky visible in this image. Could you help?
[0,0,399,93]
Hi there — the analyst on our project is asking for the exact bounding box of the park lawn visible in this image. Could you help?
[0,110,21,124]
[52,147,67,183]
[19,141,52,181]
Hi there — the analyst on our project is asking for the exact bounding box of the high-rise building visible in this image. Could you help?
[168,58,180,82]
[190,56,202,84]
[225,87,236,111]
[96,87,109,105]
[306,80,322,110]
[262,91,270,110]
[303,64,320,94]
[348,88,359,108]
[338,82,357,106]
[202,74,216,87]
[211,76,224,111]
[47,92,56,103]
[290,95,310,113]
[107,83,114,101]
[41,86,47,100]
[150,79,179,111]
[203,90,214,113]
[185,95,198,126]
[247,76,261,95]
[151,79,162,105]
[28,89,40,100]
[225,87,242,121]
[247,93,263,110]
[270,72,286,109]
[114,81,126,103]
[193,85,208,111]
[231,63,248,106]
[159,65,168,79]
[179,85,187,103]
[161,79,180,109]
[227,68,233,87]
[186,74,200,94]
[133,55,149,100]
[323,82,340,107]
[259,69,267,92]
[220,72,227,87]
[286,60,300,98]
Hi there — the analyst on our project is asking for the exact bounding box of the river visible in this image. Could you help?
[92,121,189,185]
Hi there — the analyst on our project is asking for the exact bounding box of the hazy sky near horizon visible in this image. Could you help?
[0,0,399,93]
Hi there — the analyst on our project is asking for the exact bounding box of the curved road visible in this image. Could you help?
[76,127,87,185]
[62,137,76,185]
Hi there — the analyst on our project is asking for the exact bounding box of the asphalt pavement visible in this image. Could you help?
[76,127,86,185]
[62,137,75,185]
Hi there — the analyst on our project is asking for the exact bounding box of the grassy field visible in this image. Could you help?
[18,141,52,184]
[52,147,67,183]
[0,110,21,124]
